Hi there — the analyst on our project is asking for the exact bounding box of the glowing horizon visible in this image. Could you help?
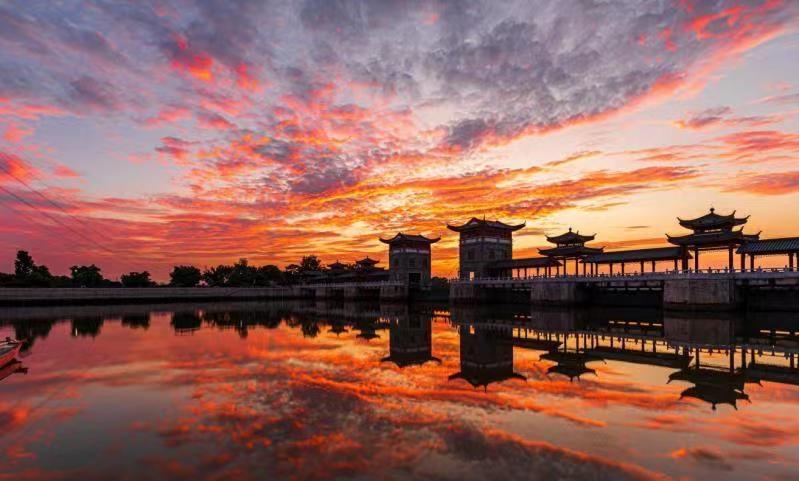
[1,0,799,280]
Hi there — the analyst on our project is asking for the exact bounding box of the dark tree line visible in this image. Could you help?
[0,251,328,288]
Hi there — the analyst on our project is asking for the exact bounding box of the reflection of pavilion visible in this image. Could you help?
[449,327,525,390]
[355,319,381,341]
[669,367,750,410]
[381,314,441,368]
[328,321,349,336]
[540,351,600,381]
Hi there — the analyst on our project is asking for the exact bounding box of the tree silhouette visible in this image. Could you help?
[169,265,202,287]
[70,264,105,287]
[202,264,234,287]
[14,251,36,278]
[12,251,54,287]
[120,271,155,287]
[300,255,322,272]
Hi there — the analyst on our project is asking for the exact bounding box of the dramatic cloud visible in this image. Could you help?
[0,0,798,277]
[725,170,799,195]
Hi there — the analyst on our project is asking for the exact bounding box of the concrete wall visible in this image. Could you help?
[343,286,381,300]
[529,281,588,306]
[745,286,799,311]
[388,248,432,289]
[0,287,300,306]
[449,283,486,303]
[663,279,740,311]
[379,284,409,302]
[458,239,512,279]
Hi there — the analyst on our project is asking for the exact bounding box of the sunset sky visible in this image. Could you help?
[1,0,799,280]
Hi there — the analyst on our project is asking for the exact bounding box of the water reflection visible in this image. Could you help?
[448,325,525,389]
[381,305,441,368]
[1,301,799,480]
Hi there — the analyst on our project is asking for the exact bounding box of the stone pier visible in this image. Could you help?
[379,284,409,302]
[529,281,588,306]
[343,286,381,301]
[449,283,488,303]
[663,279,740,311]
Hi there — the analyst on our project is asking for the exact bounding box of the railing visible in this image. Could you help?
[451,267,799,284]
[300,281,405,288]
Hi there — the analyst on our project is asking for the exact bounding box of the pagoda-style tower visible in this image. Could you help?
[539,228,603,275]
[379,233,440,290]
[667,208,759,271]
[447,217,525,279]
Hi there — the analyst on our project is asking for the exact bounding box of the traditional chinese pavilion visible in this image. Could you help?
[355,257,380,271]
[447,217,525,279]
[539,228,603,275]
[667,208,759,271]
[379,232,440,289]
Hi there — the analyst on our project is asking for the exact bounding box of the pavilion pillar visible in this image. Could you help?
[651,260,656,272]
[640,261,645,274]
[750,254,755,271]
[728,246,734,271]
[609,263,614,276]
[621,263,625,275]
[681,248,689,271]
[673,259,678,271]
[694,248,699,271]
[790,253,795,270]
[582,262,587,276]
[740,253,746,272]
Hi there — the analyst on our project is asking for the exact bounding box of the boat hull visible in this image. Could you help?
[0,342,22,367]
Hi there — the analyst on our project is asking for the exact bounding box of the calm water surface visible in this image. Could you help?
[1,301,798,480]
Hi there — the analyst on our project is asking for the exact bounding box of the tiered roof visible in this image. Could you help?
[379,232,440,245]
[669,208,759,248]
[678,207,749,231]
[355,256,380,266]
[539,228,603,257]
[546,228,596,245]
[667,229,759,247]
[328,260,348,270]
[446,217,525,233]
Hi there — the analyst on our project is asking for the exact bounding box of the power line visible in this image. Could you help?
[0,182,144,274]
[0,161,131,251]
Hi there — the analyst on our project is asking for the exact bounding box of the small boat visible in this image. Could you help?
[0,337,23,367]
